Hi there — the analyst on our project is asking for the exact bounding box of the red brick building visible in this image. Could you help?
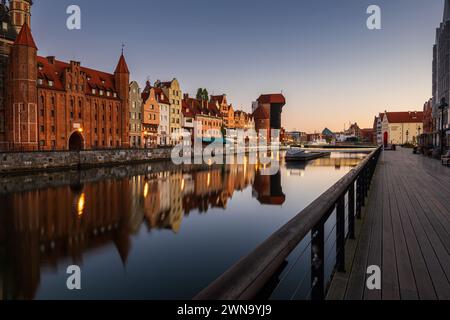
[2,23,130,151]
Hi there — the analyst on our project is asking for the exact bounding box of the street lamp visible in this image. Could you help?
[406,130,409,144]
[439,97,448,155]
[417,126,421,146]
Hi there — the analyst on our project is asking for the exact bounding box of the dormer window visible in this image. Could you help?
[92,89,96,94]
[102,80,105,85]
[107,91,111,97]
[113,92,117,98]
[37,79,43,85]
[87,76,91,81]
[2,22,7,31]
[99,90,104,96]
[48,81,54,87]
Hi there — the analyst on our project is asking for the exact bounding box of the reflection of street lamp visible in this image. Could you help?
[439,97,448,155]
[143,130,149,149]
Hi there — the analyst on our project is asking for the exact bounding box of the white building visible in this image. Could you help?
[381,111,423,145]
[155,88,170,146]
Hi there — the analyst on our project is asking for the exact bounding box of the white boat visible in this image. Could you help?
[310,139,329,146]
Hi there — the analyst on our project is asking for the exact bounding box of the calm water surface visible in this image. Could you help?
[0,152,368,299]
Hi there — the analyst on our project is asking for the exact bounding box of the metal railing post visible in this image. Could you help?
[311,221,324,300]
[348,183,355,239]
[356,176,362,219]
[336,195,346,273]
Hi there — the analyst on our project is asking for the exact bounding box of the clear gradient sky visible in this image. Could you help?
[31,0,443,132]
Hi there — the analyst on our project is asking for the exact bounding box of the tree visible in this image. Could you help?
[196,88,209,102]
[196,88,204,101]
[202,89,209,101]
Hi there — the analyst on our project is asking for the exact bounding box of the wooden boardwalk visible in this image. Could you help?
[327,148,450,300]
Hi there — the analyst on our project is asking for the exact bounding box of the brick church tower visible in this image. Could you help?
[5,22,38,150]
[9,0,32,34]
[0,0,32,148]
[114,54,130,148]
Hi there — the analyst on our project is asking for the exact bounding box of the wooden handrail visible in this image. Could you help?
[194,146,382,300]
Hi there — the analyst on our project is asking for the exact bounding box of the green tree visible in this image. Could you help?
[202,89,209,101]
[196,88,204,101]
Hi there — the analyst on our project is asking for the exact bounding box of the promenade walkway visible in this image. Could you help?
[327,148,450,300]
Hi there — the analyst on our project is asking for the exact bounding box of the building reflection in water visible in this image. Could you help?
[0,152,366,300]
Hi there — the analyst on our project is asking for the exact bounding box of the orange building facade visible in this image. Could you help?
[141,86,160,147]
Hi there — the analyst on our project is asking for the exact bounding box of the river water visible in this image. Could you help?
[0,152,368,300]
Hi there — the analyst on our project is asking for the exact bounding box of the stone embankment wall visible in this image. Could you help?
[0,148,173,175]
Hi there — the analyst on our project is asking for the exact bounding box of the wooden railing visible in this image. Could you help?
[195,147,382,300]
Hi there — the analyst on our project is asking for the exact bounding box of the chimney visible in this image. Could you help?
[183,93,189,100]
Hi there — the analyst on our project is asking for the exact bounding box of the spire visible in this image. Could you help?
[13,22,37,49]
[114,54,129,74]
[444,0,450,22]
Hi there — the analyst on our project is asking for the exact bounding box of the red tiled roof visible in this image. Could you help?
[257,94,285,105]
[114,54,130,74]
[183,97,221,118]
[385,111,423,123]
[14,23,37,49]
[210,95,226,105]
[154,87,170,104]
[36,56,118,94]
[182,100,195,118]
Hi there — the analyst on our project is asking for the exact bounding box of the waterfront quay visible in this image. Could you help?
[196,148,450,300]
[327,148,450,300]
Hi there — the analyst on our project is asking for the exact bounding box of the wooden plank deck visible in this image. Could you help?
[327,148,450,300]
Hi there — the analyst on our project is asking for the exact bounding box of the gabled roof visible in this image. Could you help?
[210,94,227,105]
[384,111,423,123]
[14,23,37,49]
[37,56,118,94]
[183,97,222,118]
[322,128,334,136]
[154,87,170,105]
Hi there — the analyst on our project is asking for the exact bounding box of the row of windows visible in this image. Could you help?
[91,88,117,98]
[39,107,119,123]
[197,130,221,136]
[130,124,141,132]
[39,125,120,135]
[39,140,121,148]
[40,96,120,113]
[130,112,141,120]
